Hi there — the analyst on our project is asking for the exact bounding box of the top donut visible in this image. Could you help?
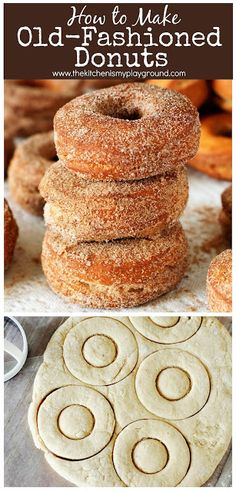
[54,82,200,181]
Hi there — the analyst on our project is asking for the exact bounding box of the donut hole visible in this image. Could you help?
[82,334,117,368]
[58,404,94,440]
[156,367,191,401]
[114,108,142,120]
[132,438,169,474]
[100,103,142,121]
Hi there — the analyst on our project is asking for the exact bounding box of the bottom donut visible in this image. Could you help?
[41,223,188,308]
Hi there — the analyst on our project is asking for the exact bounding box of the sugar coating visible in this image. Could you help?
[40,161,189,242]
[54,82,200,180]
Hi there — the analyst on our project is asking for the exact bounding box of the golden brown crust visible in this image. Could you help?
[147,79,209,108]
[4,80,84,137]
[188,113,232,180]
[41,223,188,308]
[219,185,232,241]
[40,161,188,242]
[54,82,200,181]
[8,131,56,215]
[4,199,18,271]
[207,249,232,312]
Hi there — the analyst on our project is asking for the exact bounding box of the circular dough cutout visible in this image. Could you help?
[133,438,168,474]
[113,419,190,486]
[157,367,191,400]
[129,316,202,344]
[83,335,117,367]
[58,405,94,439]
[136,349,210,420]
[63,317,138,386]
[38,385,115,459]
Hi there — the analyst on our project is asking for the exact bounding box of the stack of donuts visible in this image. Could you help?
[39,82,200,309]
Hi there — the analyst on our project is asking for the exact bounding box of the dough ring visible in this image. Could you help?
[63,317,138,386]
[129,316,202,344]
[113,419,190,486]
[37,385,115,460]
[135,349,210,420]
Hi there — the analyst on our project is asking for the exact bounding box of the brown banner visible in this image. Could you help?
[4,3,233,79]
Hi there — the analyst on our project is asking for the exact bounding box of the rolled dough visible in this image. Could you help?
[28,316,231,487]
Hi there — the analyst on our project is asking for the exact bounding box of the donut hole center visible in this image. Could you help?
[101,104,142,121]
[58,405,94,440]
[114,108,141,120]
[156,367,191,401]
[132,438,168,474]
[149,316,180,328]
[82,334,117,368]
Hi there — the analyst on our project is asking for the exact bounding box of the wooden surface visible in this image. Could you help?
[4,316,232,487]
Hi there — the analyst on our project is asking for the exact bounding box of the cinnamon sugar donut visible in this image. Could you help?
[207,249,232,312]
[41,222,188,308]
[4,80,84,136]
[147,79,209,108]
[8,132,56,215]
[40,161,188,242]
[219,185,232,241]
[4,199,18,271]
[188,113,232,180]
[212,80,232,112]
[54,82,200,181]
